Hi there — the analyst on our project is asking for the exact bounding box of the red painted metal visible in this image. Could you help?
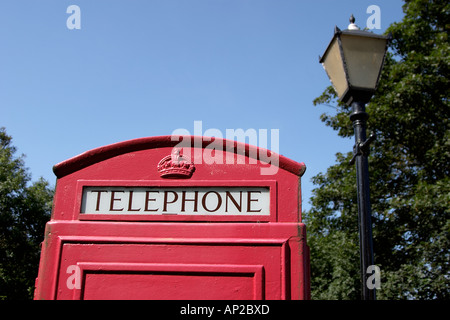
[34,135,310,300]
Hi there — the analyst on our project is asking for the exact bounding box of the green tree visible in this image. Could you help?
[306,0,449,299]
[0,127,54,299]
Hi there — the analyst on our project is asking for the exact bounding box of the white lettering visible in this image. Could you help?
[171,121,280,175]
[366,5,381,30]
[180,304,214,317]
[66,5,81,30]
[366,265,381,289]
[66,265,81,289]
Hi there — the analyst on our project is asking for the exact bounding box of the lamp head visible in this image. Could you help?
[319,16,391,105]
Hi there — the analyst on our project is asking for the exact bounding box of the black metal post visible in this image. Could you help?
[350,101,376,300]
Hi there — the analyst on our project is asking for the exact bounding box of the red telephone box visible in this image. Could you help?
[34,135,310,300]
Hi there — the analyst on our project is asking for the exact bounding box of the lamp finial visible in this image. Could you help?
[348,14,360,30]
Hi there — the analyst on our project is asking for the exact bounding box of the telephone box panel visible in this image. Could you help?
[34,136,310,300]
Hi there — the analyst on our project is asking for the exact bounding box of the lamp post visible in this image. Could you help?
[319,15,390,300]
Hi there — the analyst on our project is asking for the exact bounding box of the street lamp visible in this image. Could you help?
[319,15,391,300]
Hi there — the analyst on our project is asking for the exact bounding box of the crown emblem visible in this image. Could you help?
[157,148,195,178]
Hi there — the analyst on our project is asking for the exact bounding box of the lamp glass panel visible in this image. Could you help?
[340,34,387,90]
[321,37,348,99]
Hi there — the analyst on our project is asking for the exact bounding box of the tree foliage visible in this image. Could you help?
[306,0,449,299]
[0,127,54,299]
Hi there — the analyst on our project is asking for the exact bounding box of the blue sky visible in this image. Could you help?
[0,0,404,212]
